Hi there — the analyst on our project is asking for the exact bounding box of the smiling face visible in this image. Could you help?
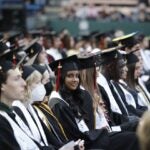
[64,70,80,91]
[1,68,26,102]
[118,59,128,80]
[134,62,142,79]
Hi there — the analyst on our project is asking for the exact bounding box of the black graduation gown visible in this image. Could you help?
[49,90,140,150]
[0,102,55,150]
[114,81,147,117]
[0,114,20,150]
[49,90,109,149]
[12,105,61,149]
[98,84,139,132]
[33,102,68,144]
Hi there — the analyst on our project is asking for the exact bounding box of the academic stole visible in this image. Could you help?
[12,101,47,146]
[34,102,68,141]
[0,111,40,150]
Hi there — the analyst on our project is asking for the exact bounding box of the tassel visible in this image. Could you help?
[13,54,16,65]
[56,62,62,91]
[93,62,97,91]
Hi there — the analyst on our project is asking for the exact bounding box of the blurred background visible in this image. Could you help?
[0,0,150,36]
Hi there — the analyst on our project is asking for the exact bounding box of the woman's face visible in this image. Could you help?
[118,59,128,80]
[134,62,142,79]
[37,48,47,64]
[120,65,128,80]
[64,70,80,91]
[1,68,26,101]
[42,70,50,85]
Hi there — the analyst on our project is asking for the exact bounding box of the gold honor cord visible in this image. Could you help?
[33,105,51,131]
[38,103,68,141]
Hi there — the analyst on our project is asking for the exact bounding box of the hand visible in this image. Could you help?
[75,139,85,150]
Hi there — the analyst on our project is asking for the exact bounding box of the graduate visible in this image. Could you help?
[79,53,142,131]
[97,46,138,124]
[0,41,51,149]
[126,52,150,108]
[32,64,69,144]
[48,55,140,150]
[16,64,84,150]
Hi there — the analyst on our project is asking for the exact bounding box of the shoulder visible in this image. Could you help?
[49,91,68,109]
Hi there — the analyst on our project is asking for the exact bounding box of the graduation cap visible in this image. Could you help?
[23,38,42,58]
[22,65,36,80]
[0,41,10,57]
[32,64,47,75]
[100,45,124,64]
[49,55,79,91]
[126,52,139,65]
[112,32,138,48]
[78,54,103,90]
[0,60,15,73]
[7,31,21,44]
[78,53,103,69]
[0,41,22,64]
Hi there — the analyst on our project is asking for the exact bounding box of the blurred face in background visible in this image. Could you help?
[37,47,47,64]
[118,59,128,80]
[134,62,143,79]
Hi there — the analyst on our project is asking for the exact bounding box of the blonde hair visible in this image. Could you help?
[80,68,102,110]
[24,70,42,102]
[137,111,150,150]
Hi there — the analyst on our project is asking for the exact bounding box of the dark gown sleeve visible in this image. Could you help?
[0,115,21,150]
[98,84,139,132]
[51,100,84,141]
[36,110,64,149]
[114,82,147,117]
[50,98,110,149]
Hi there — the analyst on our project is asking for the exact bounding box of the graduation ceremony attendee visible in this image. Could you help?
[0,41,51,149]
[126,51,150,108]
[79,53,141,131]
[97,46,141,129]
[48,55,140,150]
[25,40,54,98]
[116,52,148,116]
[112,32,150,108]
[18,65,85,150]
[31,64,69,144]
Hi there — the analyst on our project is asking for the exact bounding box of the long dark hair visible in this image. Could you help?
[101,58,120,81]
[59,70,88,120]
[126,63,136,90]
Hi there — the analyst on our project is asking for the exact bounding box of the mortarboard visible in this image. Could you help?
[49,55,79,91]
[0,60,15,73]
[0,41,10,57]
[32,64,47,75]
[23,38,42,58]
[78,54,103,90]
[112,32,138,48]
[100,45,124,64]
[22,65,36,80]
[78,53,102,70]
[0,41,22,64]
[49,55,79,73]
[7,31,21,44]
